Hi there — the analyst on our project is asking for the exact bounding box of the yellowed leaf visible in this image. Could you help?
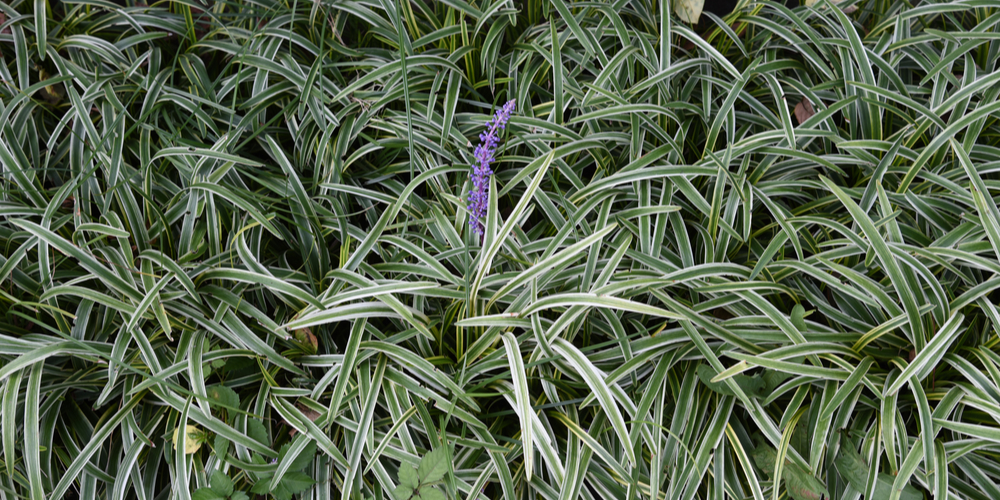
[674,0,705,24]
[172,425,203,454]
[38,69,64,105]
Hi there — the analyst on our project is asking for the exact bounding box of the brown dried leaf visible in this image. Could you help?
[289,404,321,436]
[794,98,815,125]
[300,406,321,422]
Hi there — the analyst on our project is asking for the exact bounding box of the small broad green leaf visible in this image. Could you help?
[271,481,293,500]
[209,470,234,497]
[280,471,315,494]
[399,463,420,489]
[417,448,448,484]
[762,369,795,393]
[250,481,270,494]
[206,385,240,414]
[192,489,226,500]
[791,304,808,331]
[213,433,230,459]
[276,440,317,471]
[230,493,250,500]
[247,419,268,445]
[394,485,415,500]
[415,486,447,500]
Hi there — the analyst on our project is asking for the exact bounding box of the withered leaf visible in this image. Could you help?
[794,98,815,125]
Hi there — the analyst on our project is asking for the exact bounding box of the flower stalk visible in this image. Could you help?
[468,99,516,240]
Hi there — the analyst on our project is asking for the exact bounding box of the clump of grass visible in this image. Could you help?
[2,0,1000,499]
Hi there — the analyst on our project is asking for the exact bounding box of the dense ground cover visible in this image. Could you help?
[4,0,1000,498]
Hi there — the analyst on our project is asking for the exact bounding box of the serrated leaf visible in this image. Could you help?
[206,385,240,412]
[210,470,234,497]
[417,448,448,484]
[394,485,415,500]
[415,487,447,500]
[276,440,316,472]
[213,432,230,460]
[247,419,268,446]
[250,480,270,494]
[271,481,293,500]
[281,471,315,494]
[399,464,420,489]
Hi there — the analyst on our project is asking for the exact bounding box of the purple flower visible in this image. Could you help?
[468,99,516,241]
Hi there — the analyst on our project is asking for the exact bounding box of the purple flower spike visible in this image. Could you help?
[468,99,516,241]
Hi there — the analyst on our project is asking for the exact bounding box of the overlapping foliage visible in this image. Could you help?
[3,0,1000,498]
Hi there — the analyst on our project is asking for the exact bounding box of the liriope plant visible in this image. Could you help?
[2,0,1000,499]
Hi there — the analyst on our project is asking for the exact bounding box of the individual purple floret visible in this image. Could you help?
[468,99,516,241]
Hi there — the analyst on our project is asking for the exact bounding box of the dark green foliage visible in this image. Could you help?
[752,439,830,500]
[3,0,1000,499]
[835,438,923,500]
[697,363,767,397]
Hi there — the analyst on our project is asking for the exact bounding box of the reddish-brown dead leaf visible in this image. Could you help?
[300,406,321,422]
[794,98,815,125]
